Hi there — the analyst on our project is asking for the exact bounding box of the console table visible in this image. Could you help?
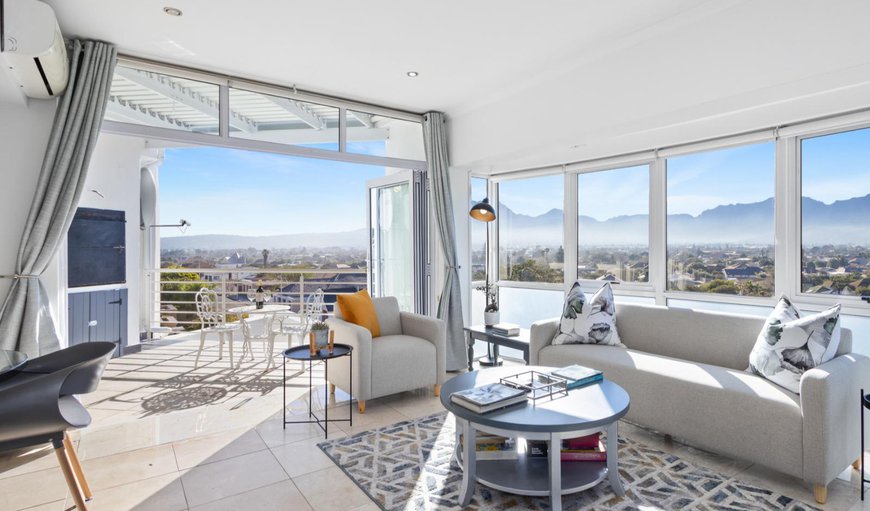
[464,325,530,370]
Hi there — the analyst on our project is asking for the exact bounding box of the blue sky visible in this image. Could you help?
[159,142,386,237]
[491,127,869,221]
[161,128,869,236]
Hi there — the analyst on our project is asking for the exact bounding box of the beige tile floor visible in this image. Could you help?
[1,335,868,510]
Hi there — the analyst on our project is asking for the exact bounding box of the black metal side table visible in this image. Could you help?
[283,343,352,438]
[862,389,869,500]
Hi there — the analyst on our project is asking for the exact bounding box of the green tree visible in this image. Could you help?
[160,267,208,330]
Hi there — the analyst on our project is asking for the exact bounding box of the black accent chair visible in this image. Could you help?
[0,342,116,510]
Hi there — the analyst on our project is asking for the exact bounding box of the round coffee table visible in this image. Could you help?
[440,366,630,511]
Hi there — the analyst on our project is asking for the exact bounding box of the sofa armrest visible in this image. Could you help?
[400,312,446,385]
[326,317,373,399]
[529,318,560,365]
[800,352,870,486]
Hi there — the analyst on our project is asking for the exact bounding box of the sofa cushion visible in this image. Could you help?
[749,296,842,393]
[371,335,436,398]
[538,344,804,476]
[372,297,403,337]
[336,290,381,337]
[614,303,766,370]
[553,282,623,346]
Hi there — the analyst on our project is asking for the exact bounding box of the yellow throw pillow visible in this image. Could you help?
[336,290,381,338]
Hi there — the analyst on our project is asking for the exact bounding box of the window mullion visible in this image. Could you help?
[649,157,667,305]
[774,135,798,299]
[564,167,577,289]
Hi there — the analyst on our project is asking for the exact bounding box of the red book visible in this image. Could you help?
[560,450,607,462]
[562,433,600,450]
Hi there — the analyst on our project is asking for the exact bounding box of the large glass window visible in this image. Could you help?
[498,175,564,283]
[228,88,339,150]
[106,66,220,134]
[801,127,870,295]
[666,142,775,296]
[578,165,649,283]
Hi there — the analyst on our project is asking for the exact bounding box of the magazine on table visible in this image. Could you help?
[451,382,527,413]
[550,364,603,389]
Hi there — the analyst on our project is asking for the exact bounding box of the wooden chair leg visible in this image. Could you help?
[63,433,92,500]
[853,457,862,470]
[329,383,336,395]
[55,441,88,511]
[358,401,366,414]
[434,384,441,397]
[813,484,827,504]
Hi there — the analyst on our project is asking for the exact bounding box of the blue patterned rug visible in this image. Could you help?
[318,411,821,510]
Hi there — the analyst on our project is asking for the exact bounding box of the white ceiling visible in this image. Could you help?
[42,0,705,113]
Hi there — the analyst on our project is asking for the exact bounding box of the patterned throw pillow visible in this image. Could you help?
[552,282,623,346]
[748,295,841,394]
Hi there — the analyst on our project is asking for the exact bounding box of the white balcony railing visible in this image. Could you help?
[143,267,367,337]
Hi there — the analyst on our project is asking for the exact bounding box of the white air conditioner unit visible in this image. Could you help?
[1,0,69,99]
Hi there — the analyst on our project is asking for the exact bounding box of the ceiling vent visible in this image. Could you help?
[1,0,69,99]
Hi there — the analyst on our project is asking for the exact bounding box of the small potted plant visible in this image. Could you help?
[476,282,499,326]
[309,321,330,350]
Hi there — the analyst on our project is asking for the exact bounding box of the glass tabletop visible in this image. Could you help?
[0,349,27,375]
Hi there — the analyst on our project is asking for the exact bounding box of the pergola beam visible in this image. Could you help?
[105,97,192,130]
[264,96,327,130]
[349,110,375,128]
[115,67,258,133]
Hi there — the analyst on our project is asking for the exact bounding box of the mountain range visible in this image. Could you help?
[161,228,368,250]
[498,194,870,247]
[161,194,870,250]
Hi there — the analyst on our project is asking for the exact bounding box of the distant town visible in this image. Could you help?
[473,243,870,298]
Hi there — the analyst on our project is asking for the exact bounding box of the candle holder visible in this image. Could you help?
[328,330,335,354]
[308,331,317,356]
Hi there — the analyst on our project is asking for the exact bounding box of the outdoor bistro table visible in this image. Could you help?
[225,303,291,315]
[283,343,353,438]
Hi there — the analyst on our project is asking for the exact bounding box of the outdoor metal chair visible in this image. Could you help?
[193,287,241,368]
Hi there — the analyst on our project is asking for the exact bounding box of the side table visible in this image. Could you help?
[283,343,352,438]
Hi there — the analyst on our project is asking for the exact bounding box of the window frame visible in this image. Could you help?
[102,55,427,173]
[476,110,870,318]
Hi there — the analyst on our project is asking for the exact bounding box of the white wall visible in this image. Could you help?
[73,133,147,349]
[0,99,60,335]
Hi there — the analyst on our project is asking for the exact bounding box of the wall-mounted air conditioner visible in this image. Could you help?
[1,0,69,99]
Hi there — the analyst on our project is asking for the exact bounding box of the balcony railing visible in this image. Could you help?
[144,267,367,337]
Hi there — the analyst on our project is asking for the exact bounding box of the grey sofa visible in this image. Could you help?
[530,302,870,504]
[326,296,446,413]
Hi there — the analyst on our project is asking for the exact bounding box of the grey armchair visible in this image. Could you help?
[326,296,446,413]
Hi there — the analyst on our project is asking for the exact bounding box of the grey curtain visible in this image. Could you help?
[423,112,466,371]
[0,40,117,357]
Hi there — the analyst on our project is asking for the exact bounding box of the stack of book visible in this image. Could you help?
[560,433,607,461]
[523,433,607,462]
[489,323,520,336]
[450,382,527,413]
[459,433,518,460]
[550,364,603,390]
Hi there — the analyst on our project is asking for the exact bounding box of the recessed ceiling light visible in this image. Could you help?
[406,71,419,78]
[163,6,183,16]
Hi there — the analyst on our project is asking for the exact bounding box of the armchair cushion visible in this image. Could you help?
[336,290,381,337]
[371,335,436,397]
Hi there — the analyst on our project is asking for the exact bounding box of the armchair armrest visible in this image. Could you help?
[529,317,560,365]
[800,353,870,486]
[400,312,446,384]
[326,317,373,400]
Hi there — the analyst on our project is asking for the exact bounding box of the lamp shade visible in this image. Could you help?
[469,198,496,222]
